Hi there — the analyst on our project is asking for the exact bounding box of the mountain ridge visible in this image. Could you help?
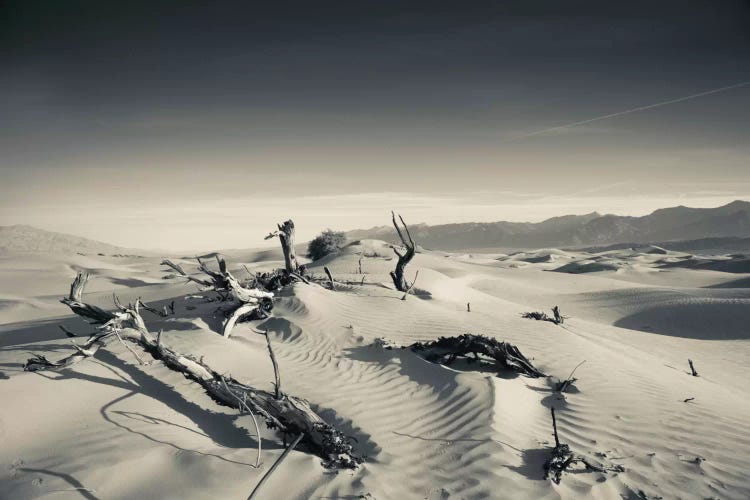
[0,224,149,255]
[346,200,750,251]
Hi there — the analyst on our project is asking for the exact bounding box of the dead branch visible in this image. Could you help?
[160,259,213,288]
[389,211,416,292]
[221,376,262,468]
[60,272,115,325]
[323,267,335,291]
[557,360,586,393]
[400,269,419,300]
[139,299,168,318]
[688,359,698,377]
[544,407,622,484]
[165,255,275,338]
[410,334,545,378]
[24,272,362,469]
[247,433,304,500]
[265,331,282,399]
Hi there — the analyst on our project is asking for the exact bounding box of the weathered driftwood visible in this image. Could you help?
[410,334,545,378]
[265,220,299,272]
[544,407,621,484]
[389,211,416,292]
[162,255,274,338]
[24,273,362,469]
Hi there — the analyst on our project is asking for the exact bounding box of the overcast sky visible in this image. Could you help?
[1,1,749,250]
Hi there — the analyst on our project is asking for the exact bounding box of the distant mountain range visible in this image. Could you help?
[3,200,750,255]
[346,200,750,251]
[0,225,145,255]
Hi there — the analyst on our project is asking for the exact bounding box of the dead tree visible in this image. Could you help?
[389,211,416,292]
[265,220,299,273]
[410,334,545,378]
[24,273,362,469]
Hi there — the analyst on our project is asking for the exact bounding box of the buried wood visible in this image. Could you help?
[24,272,362,469]
[410,334,545,378]
[544,407,623,484]
[389,211,416,292]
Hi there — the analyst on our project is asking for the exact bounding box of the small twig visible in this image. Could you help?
[688,359,699,377]
[59,325,95,338]
[323,267,335,291]
[247,433,304,500]
[683,397,695,403]
[467,302,471,312]
[221,377,262,468]
[551,407,560,448]
[401,269,420,300]
[113,328,146,365]
[265,330,282,399]
[558,360,586,393]
[139,299,167,317]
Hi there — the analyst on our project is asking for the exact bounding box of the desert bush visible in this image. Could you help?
[307,229,347,261]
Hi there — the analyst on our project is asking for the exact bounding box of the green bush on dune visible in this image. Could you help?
[307,229,347,261]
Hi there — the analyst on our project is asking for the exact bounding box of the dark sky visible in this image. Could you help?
[1,1,749,249]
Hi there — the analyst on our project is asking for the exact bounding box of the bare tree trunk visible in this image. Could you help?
[266,220,298,273]
[389,211,416,292]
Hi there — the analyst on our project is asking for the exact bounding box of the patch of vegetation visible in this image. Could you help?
[307,229,347,261]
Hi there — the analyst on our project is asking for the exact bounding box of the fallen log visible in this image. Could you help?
[24,273,362,469]
[410,333,545,378]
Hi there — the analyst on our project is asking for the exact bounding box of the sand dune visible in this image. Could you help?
[1,241,749,499]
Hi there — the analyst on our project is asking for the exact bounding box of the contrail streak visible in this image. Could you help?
[507,80,750,142]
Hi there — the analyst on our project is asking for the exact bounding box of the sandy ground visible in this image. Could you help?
[1,241,749,499]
